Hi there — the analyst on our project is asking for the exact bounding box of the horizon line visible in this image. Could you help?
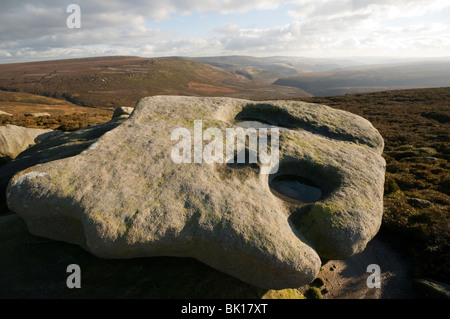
[1,54,450,65]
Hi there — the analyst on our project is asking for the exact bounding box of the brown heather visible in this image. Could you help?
[293,87,450,282]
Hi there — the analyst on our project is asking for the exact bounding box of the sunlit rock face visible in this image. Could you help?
[7,96,385,289]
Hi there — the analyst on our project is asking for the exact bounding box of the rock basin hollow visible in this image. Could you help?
[269,174,323,204]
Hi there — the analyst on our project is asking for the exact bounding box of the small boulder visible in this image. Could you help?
[0,111,12,117]
[112,107,134,119]
[408,197,432,208]
[0,125,55,161]
[24,112,51,118]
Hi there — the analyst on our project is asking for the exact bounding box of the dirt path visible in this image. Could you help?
[299,237,420,299]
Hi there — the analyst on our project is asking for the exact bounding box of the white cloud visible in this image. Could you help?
[0,0,449,62]
[287,0,450,20]
[0,50,12,58]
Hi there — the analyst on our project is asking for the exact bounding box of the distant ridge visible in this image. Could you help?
[186,55,347,83]
[274,61,450,96]
[1,55,449,106]
[0,56,311,109]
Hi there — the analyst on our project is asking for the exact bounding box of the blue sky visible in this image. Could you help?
[0,0,449,63]
[152,4,297,37]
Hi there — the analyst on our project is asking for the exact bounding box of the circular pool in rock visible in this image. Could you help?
[269,174,322,204]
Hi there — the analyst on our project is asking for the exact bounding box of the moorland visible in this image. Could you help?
[0,56,448,297]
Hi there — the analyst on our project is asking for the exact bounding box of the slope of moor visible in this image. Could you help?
[0,56,310,110]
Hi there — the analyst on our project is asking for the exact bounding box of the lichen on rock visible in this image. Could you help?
[6,96,385,289]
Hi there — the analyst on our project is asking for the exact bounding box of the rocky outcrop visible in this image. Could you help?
[6,96,385,289]
[0,124,55,161]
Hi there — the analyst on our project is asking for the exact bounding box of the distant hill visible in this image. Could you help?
[186,55,353,83]
[2,55,449,107]
[274,61,450,96]
[0,56,311,109]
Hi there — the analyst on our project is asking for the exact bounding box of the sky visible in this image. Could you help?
[0,0,449,63]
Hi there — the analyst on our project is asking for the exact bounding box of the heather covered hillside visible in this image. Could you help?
[293,87,450,283]
[0,56,311,110]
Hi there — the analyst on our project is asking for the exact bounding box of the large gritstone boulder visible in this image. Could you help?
[6,96,385,289]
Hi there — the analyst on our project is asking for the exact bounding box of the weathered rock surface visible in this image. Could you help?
[6,96,386,289]
[112,106,134,119]
[0,124,55,161]
[0,118,126,214]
